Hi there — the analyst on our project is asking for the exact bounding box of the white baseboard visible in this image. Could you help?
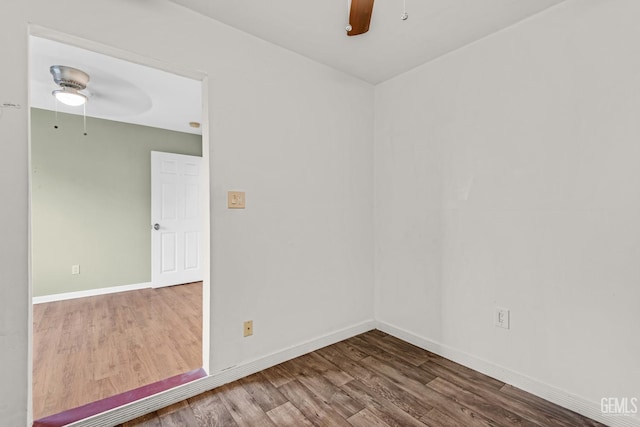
[32,282,152,304]
[376,320,640,427]
[67,319,376,427]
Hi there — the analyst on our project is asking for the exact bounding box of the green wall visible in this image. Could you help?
[31,108,202,297]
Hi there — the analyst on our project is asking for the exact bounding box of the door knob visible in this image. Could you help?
[153,223,160,230]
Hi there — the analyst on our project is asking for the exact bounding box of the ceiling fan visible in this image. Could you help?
[346,0,408,36]
[346,0,375,36]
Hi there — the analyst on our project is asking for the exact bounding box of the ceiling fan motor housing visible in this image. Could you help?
[50,65,90,90]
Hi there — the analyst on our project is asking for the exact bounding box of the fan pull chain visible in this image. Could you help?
[83,103,87,136]
[346,0,352,32]
[54,98,59,129]
[401,0,408,20]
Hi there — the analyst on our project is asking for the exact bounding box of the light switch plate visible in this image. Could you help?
[228,191,246,209]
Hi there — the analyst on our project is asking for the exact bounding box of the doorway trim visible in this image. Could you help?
[27,23,212,423]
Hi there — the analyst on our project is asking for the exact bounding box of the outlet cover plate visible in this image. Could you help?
[495,308,510,329]
[243,320,253,337]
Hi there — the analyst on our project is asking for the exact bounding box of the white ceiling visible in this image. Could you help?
[29,1,565,130]
[169,0,565,84]
[30,36,202,135]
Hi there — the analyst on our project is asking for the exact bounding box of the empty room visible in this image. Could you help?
[1,1,638,426]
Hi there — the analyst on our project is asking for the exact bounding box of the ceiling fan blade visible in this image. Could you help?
[348,0,375,36]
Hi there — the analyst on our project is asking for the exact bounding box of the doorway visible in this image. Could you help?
[29,31,210,423]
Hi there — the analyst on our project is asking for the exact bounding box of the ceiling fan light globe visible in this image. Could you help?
[346,24,353,32]
[53,88,87,107]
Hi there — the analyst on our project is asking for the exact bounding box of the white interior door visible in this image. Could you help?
[151,151,203,288]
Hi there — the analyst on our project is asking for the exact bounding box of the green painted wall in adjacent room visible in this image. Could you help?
[31,108,202,297]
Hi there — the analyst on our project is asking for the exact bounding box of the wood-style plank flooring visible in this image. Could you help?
[120,330,604,427]
[32,282,202,420]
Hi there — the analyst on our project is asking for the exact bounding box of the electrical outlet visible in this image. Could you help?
[243,320,253,337]
[495,308,510,329]
[71,265,80,275]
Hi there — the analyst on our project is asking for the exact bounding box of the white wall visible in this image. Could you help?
[0,0,374,424]
[375,0,640,422]
[0,5,30,426]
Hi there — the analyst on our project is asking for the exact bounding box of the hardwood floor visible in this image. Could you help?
[32,282,202,420]
[120,330,605,427]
